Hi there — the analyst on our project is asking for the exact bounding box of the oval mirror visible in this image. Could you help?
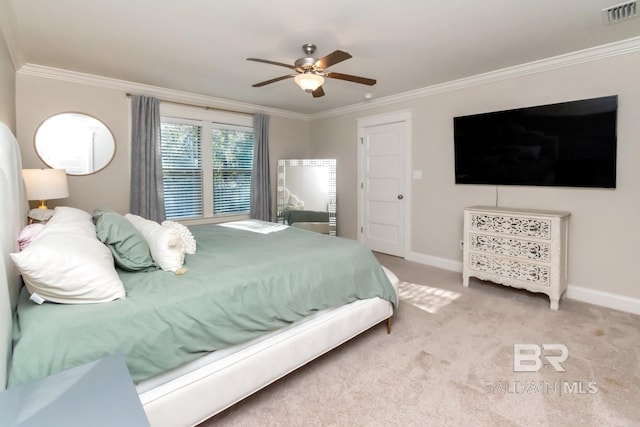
[34,113,116,175]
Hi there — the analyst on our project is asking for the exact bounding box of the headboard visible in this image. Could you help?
[0,122,27,390]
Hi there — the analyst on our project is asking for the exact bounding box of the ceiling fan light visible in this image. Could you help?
[294,73,324,92]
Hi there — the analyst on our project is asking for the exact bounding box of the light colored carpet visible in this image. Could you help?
[397,280,461,314]
[200,254,640,426]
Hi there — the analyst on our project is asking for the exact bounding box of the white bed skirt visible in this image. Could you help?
[139,267,399,427]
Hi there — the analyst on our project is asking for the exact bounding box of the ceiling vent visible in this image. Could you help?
[602,1,637,24]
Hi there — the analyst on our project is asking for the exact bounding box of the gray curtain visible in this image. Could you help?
[130,95,166,222]
[250,113,271,221]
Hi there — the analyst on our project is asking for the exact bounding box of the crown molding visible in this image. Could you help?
[15,35,640,122]
[16,63,310,121]
[312,36,640,120]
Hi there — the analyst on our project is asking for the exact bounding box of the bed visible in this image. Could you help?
[284,209,332,234]
[0,122,399,426]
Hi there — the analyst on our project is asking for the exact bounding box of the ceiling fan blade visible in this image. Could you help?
[247,58,295,70]
[312,86,325,98]
[314,50,352,70]
[252,75,294,87]
[325,72,376,86]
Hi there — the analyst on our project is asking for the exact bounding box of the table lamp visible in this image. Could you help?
[22,168,69,222]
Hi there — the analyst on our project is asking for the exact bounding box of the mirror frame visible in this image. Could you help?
[277,159,336,235]
[34,112,117,176]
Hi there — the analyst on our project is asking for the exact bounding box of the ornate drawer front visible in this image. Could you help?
[469,253,550,286]
[470,213,551,240]
[469,233,551,262]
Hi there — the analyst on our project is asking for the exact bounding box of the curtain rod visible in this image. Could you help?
[125,93,253,116]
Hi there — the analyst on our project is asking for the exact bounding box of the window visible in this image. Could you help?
[212,127,253,215]
[160,106,253,220]
[161,121,203,219]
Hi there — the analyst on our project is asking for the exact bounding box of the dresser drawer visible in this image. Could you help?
[469,233,551,262]
[469,253,550,286]
[470,212,551,240]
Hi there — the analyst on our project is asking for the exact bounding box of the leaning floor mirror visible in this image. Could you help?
[277,159,336,235]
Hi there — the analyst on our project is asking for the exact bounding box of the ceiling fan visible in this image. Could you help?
[247,43,376,98]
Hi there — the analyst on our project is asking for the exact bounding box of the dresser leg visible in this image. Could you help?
[463,275,469,287]
[550,298,559,311]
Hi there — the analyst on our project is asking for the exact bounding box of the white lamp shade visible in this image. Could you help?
[294,73,324,92]
[22,169,70,201]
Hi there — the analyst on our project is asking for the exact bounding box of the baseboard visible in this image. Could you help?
[565,285,640,316]
[405,251,640,316]
[405,251,463,273]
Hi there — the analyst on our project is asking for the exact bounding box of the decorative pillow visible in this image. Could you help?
[17,223,45,251]
[10,206,126,304]
[93,210,156,272]
[125,214,186,274]
[161,220,197,255]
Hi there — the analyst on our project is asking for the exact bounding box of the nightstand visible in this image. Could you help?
[27,208,54,224]
[0,355,150,427]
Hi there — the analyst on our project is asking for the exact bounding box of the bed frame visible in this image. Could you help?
[0,123,397,426]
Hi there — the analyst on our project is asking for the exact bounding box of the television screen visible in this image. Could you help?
[453,95,618,188]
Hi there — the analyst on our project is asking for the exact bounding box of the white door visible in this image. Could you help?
[358,118,408,257]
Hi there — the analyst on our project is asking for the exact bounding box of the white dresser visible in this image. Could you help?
[462,206,570,310]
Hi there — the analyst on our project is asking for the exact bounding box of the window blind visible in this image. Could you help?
[212,128,253,215]
[160,122,203,219]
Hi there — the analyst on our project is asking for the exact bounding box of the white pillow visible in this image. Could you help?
[10,206,126,304]
[161,220,197,255]
[125,214,186,274]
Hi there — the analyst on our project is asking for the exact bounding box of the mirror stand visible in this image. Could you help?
[277,159,336,235]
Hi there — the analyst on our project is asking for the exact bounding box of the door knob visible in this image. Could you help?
[397,194,404,200]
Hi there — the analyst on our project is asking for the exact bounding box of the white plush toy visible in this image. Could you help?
[162,220,197,255]
[125,214,187,274]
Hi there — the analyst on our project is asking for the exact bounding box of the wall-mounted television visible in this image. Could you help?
[453,95,618,188]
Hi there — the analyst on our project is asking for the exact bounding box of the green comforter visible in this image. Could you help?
[9,222,395,387]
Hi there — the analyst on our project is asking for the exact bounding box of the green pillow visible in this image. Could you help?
[92,207,116,222]
[94,211,156,272]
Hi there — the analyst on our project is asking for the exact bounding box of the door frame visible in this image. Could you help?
[356,110,412,257]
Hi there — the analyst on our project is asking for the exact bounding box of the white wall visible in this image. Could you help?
[310,50,640,303]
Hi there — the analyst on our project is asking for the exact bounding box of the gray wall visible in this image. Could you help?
[14,48,640,305]
[15,74,311,217]
[309,50,640,301]
[17,75,131,213]
[0,22,15,132]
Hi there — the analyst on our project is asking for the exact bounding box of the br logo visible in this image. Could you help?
[513,344,568,372]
